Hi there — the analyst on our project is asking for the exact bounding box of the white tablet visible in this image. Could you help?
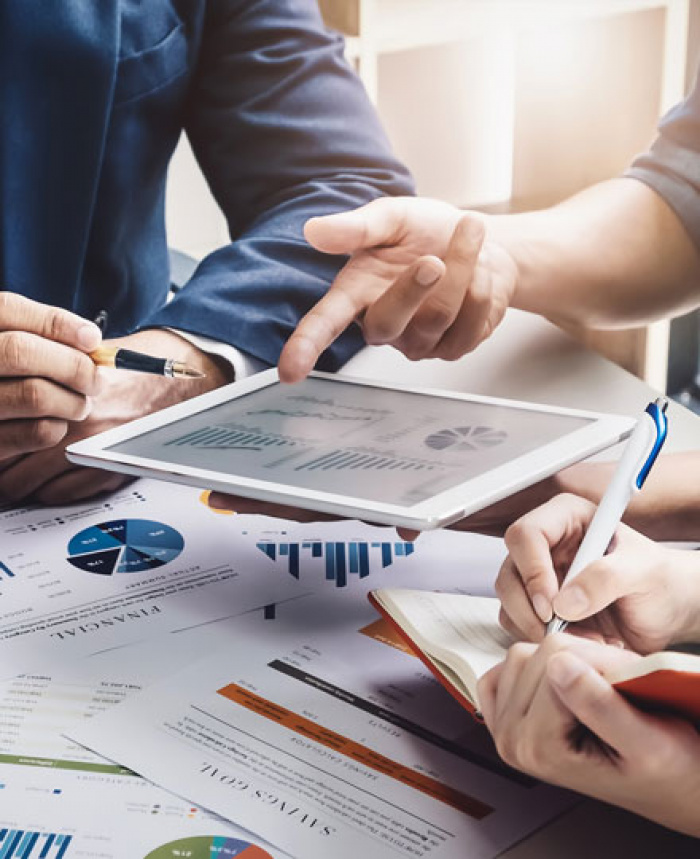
[67,369,634,530]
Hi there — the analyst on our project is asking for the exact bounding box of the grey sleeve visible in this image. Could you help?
[625,70,700,252]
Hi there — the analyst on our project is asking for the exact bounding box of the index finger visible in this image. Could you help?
[0,293,101,352]
[278,272,366,383]
[504,494,597,623]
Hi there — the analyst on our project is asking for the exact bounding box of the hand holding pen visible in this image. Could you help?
[546,398,668,635]
[91,311,204,379]
[0,292,103,462]
[494,399,690,652]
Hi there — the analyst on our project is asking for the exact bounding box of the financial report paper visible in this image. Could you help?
[72,528,576,859]
[0,660,290,859]
[0,479,300,676]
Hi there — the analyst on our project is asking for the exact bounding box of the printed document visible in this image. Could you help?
[0,479,301,675]
[72,537,576,859]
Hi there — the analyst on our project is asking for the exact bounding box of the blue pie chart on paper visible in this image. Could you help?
[67,519,184,575]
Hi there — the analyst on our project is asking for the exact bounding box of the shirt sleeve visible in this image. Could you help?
[166,328,268,381]
[625,69,700,252]
[141,0,414,371]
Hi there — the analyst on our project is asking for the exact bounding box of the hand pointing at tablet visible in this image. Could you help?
[278,198,517,383]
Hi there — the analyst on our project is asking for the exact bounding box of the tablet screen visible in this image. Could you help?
[107,377,593,506]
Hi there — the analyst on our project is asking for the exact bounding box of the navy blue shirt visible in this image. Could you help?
[627,68,700,252]
[0,1,413,370]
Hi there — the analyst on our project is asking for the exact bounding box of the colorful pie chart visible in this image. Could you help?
[66,519,184,575]
[145,836,274,858]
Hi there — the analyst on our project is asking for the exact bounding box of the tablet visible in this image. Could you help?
[67,369,634,530]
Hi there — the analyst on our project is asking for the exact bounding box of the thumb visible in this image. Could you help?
[547,650,658,754]
[552,551,650,623]
[304,198,411,255]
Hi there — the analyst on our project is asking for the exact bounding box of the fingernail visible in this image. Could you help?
[554,585,589,619]
[77,323,101,350]
[415,260,441,287]
[532,594,552,624]
[79,397,93,420]
[548,652,587,689]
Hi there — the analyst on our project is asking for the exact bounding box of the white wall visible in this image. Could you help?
[165,9,672,252]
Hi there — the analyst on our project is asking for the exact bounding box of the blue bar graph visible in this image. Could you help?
[0,830,72,859]
[0,561,14,580]
[256,540,414,586]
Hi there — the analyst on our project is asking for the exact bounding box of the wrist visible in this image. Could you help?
[96,329,233,422]
[108,329,234,391]
[669,549,700,645]
[552,456,700,542]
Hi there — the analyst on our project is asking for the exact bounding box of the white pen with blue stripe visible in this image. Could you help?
[547,397,669,636]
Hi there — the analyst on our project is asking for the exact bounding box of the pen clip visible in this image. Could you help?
[635,398,668,490]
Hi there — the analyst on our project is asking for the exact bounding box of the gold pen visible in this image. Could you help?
[89,346,205,379]
[91,311,205,379]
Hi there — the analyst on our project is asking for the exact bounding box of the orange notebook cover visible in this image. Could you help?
[613,665,700,723]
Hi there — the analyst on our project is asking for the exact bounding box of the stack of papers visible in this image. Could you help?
[0,479,577,859]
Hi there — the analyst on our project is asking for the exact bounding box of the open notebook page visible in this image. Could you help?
[374,589,512,684]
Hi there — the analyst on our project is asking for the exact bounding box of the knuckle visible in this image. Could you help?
[493,571,508,598]
[434,341,466,362]
[45,307,70,343]
[362,318,397,346]
[503,519,528,550]
[0,331,29,373]
[503,641,534,669]
[0,291,18,319]
[18,378,47,415]
[400,335,433,362]
[28,418,66,450]
[494,732,518,766]
[415,303,455,336]
[69,352,97,392]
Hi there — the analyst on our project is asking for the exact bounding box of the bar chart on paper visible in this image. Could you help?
[0,830,72,858]
[256,539,414,587]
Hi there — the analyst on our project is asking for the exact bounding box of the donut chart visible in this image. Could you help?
[66,519,184,575]
[145,836,274,858]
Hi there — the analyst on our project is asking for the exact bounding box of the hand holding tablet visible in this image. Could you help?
[67,370,634,531]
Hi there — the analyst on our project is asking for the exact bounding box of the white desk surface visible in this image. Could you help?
[343,309,700,858]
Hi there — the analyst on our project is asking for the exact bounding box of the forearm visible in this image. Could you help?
[554,452,700,542]
[488,178,700,329]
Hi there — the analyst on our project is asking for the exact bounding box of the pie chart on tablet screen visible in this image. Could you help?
[66,519,184,575]
[145,836,274,858]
